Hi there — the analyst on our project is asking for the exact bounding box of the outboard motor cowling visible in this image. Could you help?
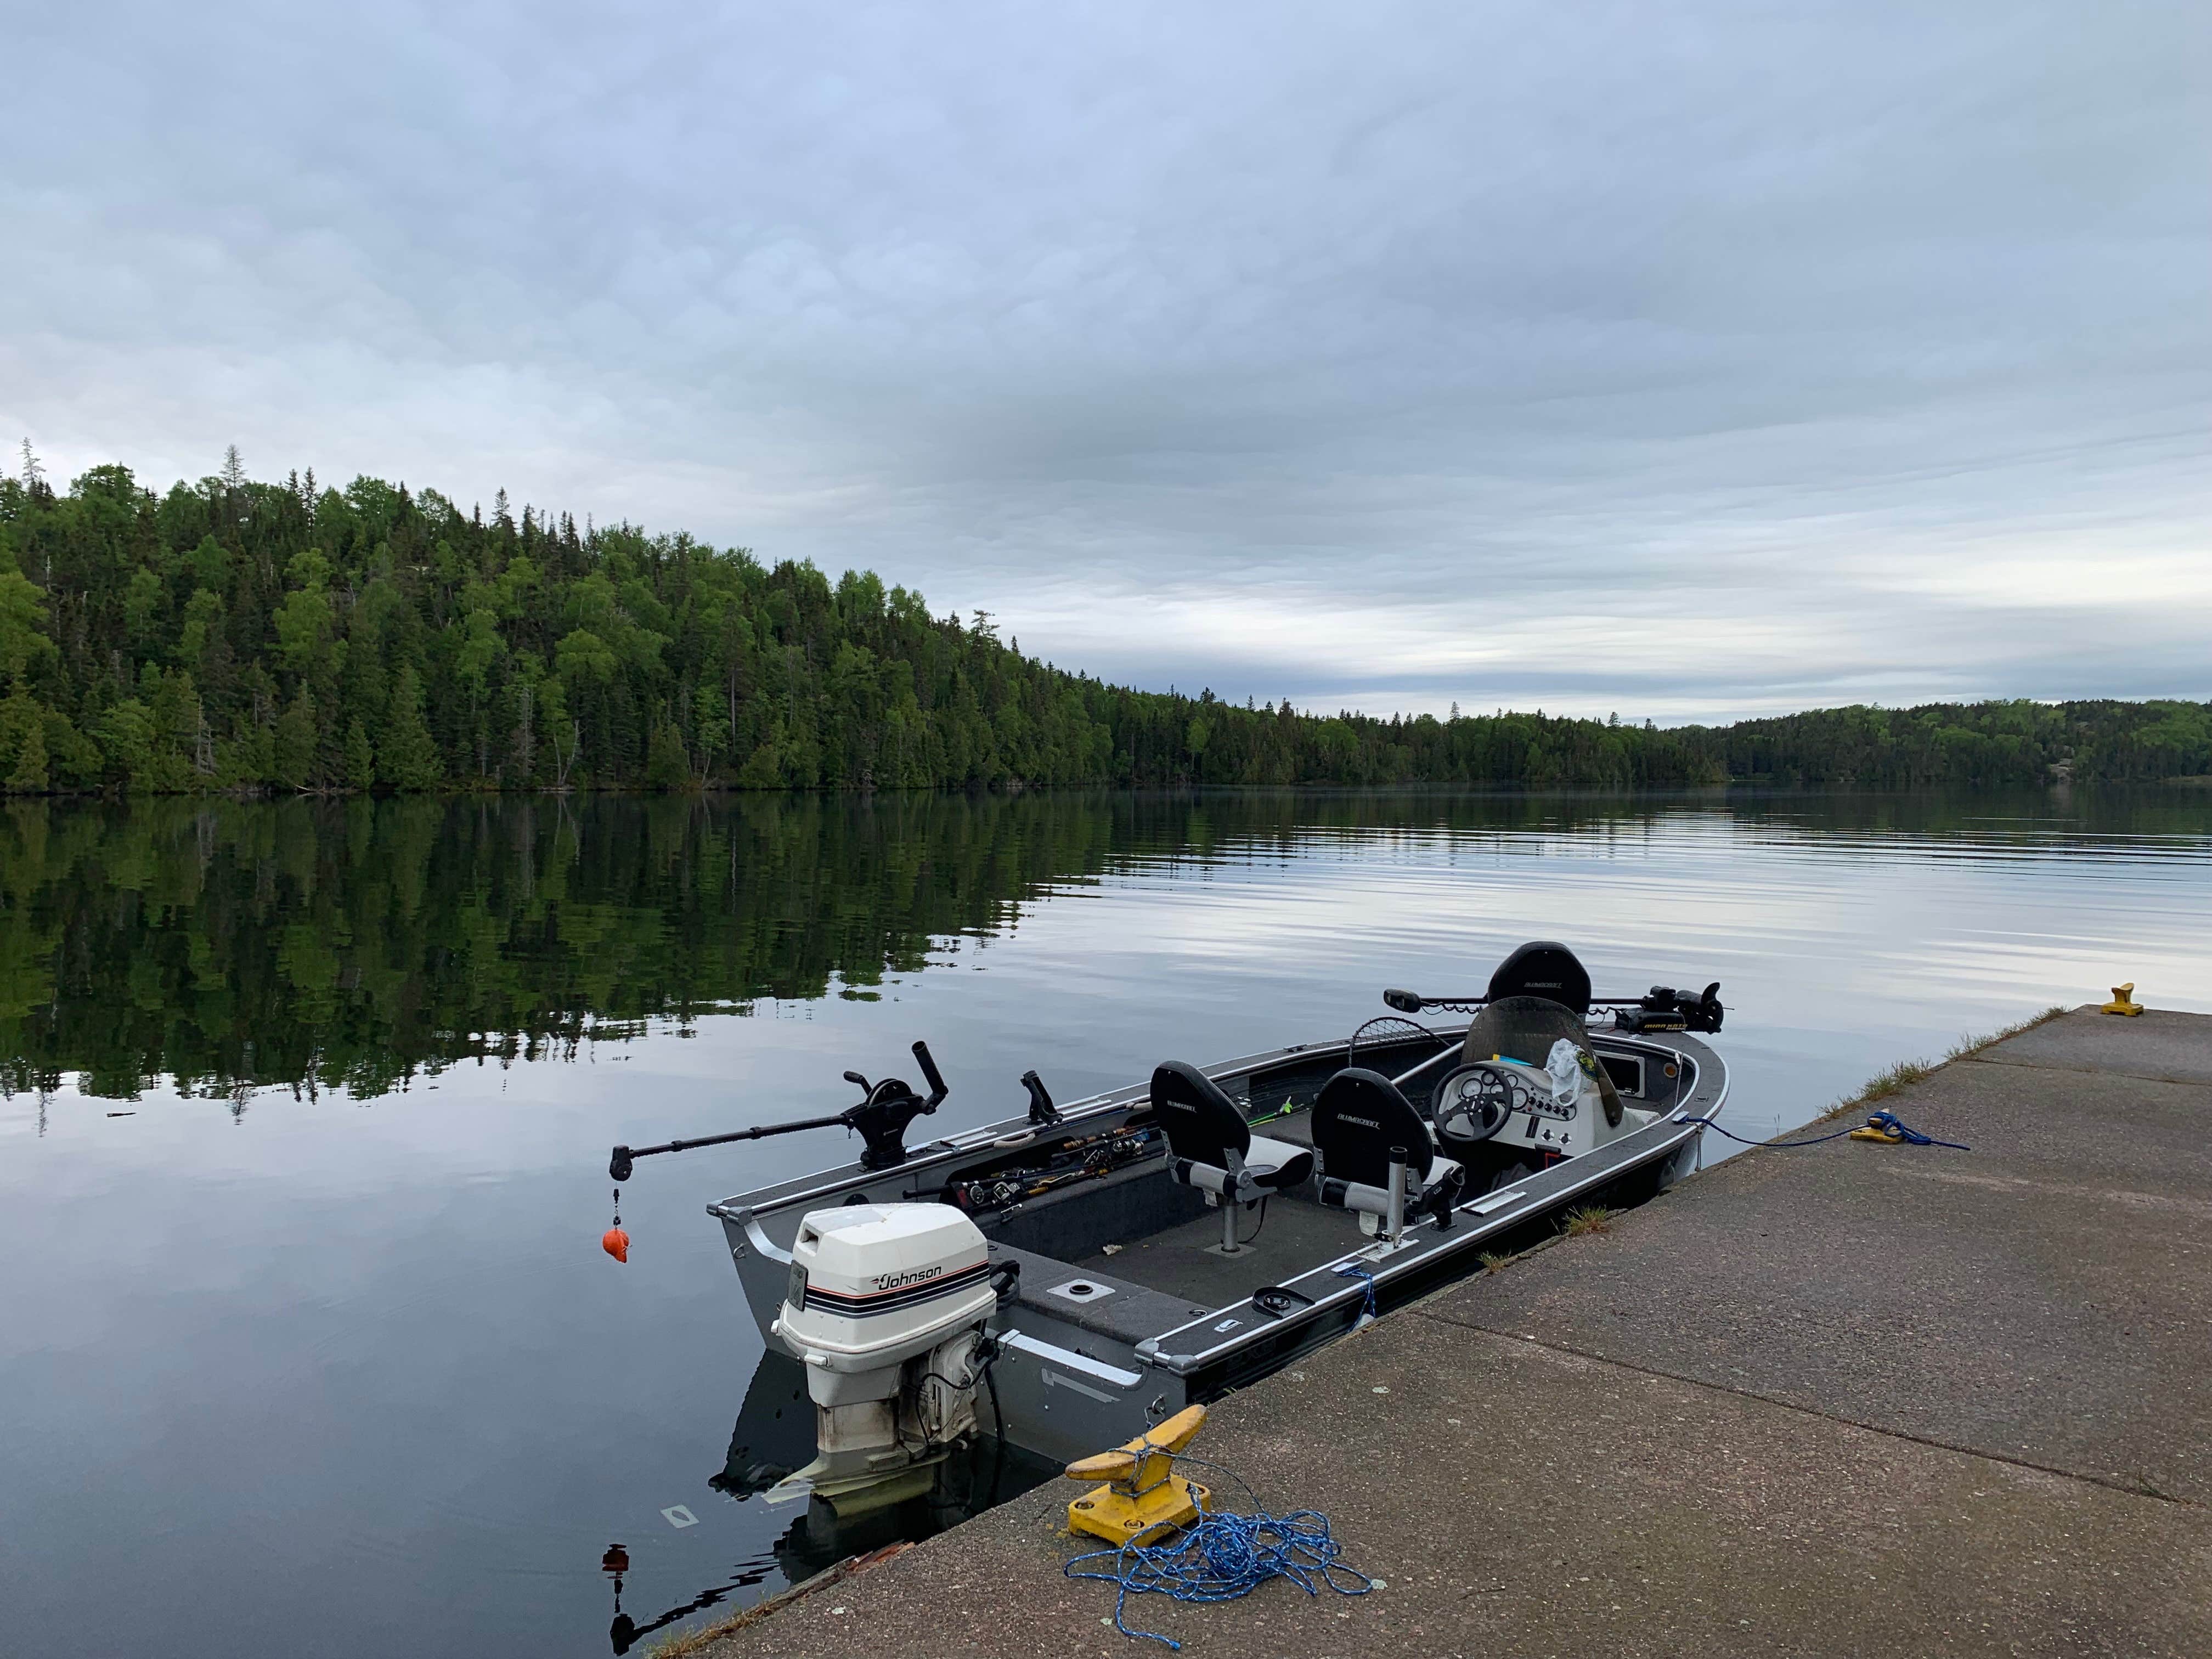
[768,1203,998,1511]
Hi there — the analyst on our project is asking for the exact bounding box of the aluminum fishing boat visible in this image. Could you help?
[614,943,1726,1495]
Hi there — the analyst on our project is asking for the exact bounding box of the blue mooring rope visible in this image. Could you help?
[1064,1453,1372,1649]
[1684,1107,1969,1152]
[1330,1261,1379,1325]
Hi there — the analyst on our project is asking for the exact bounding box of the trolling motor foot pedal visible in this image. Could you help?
[1064,1406,1211,1544]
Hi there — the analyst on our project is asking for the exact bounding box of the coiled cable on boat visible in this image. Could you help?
[1064,1452,1372,1649]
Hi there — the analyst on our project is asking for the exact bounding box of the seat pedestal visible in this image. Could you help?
[1207,1194,1249,1256]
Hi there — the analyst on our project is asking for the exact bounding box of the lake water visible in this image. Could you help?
[5,788,2211,1657]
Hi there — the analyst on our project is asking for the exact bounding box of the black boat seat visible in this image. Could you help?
[1312,1067,1464,1235]
[1150,1060,1314,1205]
[1486,940,1592,1018]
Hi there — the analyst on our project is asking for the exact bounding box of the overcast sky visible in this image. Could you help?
[4,2,2205,721]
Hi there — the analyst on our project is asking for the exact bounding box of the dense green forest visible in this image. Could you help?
[1,449,2206,794]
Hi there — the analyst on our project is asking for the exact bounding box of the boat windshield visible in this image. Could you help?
[1465,995,1624,1126]
[1464,995,1589,1065]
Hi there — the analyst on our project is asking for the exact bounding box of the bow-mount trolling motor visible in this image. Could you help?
[606,1041,1018,1512]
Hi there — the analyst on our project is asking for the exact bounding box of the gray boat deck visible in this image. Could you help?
[697,1006,2212,1657]
[1064,1192,1370,1308]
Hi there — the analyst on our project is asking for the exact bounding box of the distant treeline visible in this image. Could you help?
[1,451,2205,795]
[1705,701,2211,788]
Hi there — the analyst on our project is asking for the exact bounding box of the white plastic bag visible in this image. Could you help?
[1545,1037,1584,1111]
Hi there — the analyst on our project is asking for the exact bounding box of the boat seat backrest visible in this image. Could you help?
[1485,940,1592,1018]
[1312,1068,1435,1189]
[1150,1060,1250,1167]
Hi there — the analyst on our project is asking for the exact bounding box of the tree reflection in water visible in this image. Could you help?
[5,786,2200,1105]
[0,791,1136,1102]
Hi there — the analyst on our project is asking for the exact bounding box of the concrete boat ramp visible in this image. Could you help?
[695,1007,2212,1657]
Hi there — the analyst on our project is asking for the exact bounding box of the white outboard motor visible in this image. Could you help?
[767,1202,1000,1510]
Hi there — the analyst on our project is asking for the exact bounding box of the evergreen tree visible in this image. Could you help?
[344,719,375,791]
[5,710,46,792]
[380,665,443,789]
[644,720,691,791]
[274,687,318,790]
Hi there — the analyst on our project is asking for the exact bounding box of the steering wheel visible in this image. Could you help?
[1431,1062,1525,1146]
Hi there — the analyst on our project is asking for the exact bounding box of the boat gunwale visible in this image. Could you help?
[707,1040,1318,1224]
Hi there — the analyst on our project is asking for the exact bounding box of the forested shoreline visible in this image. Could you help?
[2,450,2207,795]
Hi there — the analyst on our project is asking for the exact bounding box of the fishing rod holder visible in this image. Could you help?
[1021,1069,1061,1126]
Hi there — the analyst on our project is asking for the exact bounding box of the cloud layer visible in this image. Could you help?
[5,1,2206,719]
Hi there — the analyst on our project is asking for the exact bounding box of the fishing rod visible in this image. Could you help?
[921,1121,1163,1217]
[608,1040,951,1181]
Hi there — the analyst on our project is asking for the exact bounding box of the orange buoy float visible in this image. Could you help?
[603,1185,629,1261]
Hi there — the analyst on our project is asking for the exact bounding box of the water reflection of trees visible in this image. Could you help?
[3,787,2200,1101]
[0,793,1139,1101]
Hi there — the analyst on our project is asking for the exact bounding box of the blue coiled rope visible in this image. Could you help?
[1064,1454,1372,1649]
[1684,1107,1969,1152]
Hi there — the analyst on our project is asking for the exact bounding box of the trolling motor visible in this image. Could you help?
[608,1040,951,1183]
[1384,980,1725,1034]
[1613,983,1726,1035]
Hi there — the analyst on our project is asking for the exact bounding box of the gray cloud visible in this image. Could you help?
[4,0,2205,719]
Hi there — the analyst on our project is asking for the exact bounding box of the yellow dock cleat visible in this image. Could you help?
[1064,1405,1212,1544]
[2102,983,2144,1016]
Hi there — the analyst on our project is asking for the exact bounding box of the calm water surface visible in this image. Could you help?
[5,789,2211,1657]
